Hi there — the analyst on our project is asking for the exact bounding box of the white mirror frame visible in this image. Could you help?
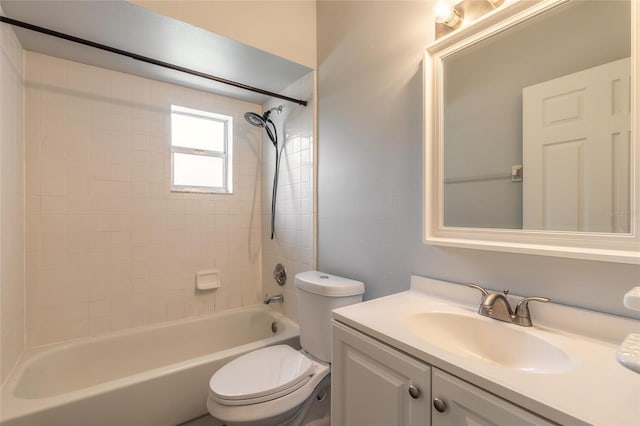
[424,0,639,264]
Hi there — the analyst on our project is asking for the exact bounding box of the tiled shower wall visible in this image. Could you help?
[261,72,315,321]
[0,14,25,383]
[25,52,263,346]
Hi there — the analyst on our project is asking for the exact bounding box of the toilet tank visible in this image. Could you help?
[295,271,364,363]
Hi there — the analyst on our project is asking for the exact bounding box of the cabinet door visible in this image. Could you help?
[332,321,431,426]
[432,369,555,426]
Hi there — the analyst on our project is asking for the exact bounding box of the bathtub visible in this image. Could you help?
[0,306,299,426]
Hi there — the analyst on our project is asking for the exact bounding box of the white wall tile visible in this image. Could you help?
[24,52,263,346]
[0,19,25,381]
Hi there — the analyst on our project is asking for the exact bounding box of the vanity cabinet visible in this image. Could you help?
[431,369,554,426]
[332,321,554,426]
[331,322,431,426]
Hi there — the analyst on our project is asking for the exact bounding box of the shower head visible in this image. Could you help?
[243,105,283,241]
[244,112,265,128]
[244,105,282,146]
[243,105,283,128]
[244,105,282,147]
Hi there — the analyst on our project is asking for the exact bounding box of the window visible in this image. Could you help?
[170,105,233,193]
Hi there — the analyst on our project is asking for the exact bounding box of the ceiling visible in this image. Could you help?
[0,0,312,105]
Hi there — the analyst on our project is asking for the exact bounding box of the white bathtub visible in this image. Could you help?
[0,306,299,426]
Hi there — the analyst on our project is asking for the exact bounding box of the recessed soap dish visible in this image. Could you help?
[196,270,221,291]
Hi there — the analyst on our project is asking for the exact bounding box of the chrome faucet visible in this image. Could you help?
[467,283,549,327]
[263,293,284,304]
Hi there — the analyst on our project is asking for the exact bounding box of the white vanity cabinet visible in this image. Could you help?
[331,322,431,426]
[332,321,554,426]
[431,369,554,426]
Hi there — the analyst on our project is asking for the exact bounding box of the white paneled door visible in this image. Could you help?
[522,58,631,233]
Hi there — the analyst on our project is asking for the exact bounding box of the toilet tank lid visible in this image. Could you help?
[295,271,365,297]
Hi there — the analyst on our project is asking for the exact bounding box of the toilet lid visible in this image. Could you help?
[210,345,314,401]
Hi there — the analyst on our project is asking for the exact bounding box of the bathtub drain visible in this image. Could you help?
[271,321,279,333]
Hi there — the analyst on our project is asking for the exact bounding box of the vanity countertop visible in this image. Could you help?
[332,276,640,426]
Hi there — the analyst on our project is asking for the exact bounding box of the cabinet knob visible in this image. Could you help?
[433,397,447,413]
[408,385,421,399]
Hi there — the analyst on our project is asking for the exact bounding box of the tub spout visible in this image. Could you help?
[263,293,284,304]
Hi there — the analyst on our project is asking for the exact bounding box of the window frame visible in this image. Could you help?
[170,105,233,194]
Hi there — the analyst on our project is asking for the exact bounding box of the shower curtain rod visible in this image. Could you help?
[0,16,308,107]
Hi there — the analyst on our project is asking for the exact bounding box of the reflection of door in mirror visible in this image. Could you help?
[522,58,630,233]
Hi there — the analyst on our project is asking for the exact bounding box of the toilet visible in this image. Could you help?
[207,271,365,426]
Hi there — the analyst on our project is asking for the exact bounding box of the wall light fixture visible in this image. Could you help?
[435,0,508,39]
[435,2,464,29]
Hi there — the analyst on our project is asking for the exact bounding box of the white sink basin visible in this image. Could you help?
[404,312,575,374]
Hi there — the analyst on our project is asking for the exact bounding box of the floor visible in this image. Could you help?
[178,414,222,426]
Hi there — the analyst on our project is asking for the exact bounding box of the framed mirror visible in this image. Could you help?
[424,0,639,263]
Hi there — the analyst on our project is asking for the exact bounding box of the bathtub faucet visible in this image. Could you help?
[263,293,284,304]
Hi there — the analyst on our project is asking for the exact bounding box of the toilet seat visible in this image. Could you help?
[210,345,315,405]
[207,345,330,425]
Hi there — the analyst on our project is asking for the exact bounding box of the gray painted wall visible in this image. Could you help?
[316,1,639,319]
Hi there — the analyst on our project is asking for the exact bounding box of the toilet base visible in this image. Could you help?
[295,378,330,426]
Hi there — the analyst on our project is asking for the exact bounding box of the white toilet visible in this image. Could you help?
[207,271,364,426]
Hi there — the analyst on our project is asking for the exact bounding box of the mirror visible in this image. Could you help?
[425,0,639,263]
[443,0,630,232]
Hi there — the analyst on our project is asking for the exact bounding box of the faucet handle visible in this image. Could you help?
[466,283,489,297]
[514,296,550,326]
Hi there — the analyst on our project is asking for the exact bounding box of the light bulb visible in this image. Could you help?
[434,2,454,22]
[435,2,463,29]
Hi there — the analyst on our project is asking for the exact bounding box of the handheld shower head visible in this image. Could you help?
[242,105,284,240]
[244,105,283,147]
[244,105,283,128]
[244,112,265,128]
